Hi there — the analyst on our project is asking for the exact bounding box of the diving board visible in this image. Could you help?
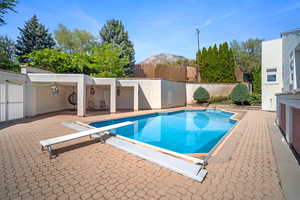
[40,121,133,158]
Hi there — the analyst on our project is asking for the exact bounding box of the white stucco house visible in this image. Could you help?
[262,28,300,156]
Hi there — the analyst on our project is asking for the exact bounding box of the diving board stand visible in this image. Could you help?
[40,121,133,158]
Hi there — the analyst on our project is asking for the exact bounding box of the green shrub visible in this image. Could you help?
[247,93,261,105]
[230,83,249,104]
[208,96,229,104]
[193,87,210,103]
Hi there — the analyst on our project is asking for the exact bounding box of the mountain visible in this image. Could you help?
[139,53,187,64]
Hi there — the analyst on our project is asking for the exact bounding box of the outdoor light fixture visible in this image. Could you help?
[51,85,59,95]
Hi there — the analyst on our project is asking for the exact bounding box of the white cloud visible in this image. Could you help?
[200,18,214,28]
[220,10,236,20]
[199,10,236,28]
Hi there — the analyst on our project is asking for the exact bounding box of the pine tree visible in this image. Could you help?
[198,43,236,83]
[0,0,17,26]
[99,19,135,75]
[227,48,236,82]
[218,43,226,81]
[15,15,55,62]
[211,44,219,82]
[199,47,208,82]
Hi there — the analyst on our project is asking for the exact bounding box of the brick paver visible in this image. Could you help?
[0,109,284,199]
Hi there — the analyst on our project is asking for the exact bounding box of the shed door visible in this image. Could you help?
[292,108,300,156]
[0,82,6,121]
[279,103,286,135]
[0,81,24,122]
[7,83,24,120]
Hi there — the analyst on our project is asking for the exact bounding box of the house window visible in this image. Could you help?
[267,74,276,82]
[266,67,277,83]
[289,51,295,87]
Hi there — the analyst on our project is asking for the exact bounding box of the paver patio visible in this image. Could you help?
[0,109,284,200]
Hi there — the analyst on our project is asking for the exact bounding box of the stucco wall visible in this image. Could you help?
[262,39,283,111]
[282,34,300,92]
[116,87,134,110]
[161,80,186,108]
[34,85,73,115]
[119,79,162,109]
[186,83,236,104]
[136,80,161,109]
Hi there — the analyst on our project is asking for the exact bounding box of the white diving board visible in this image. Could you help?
[40,121,133,158]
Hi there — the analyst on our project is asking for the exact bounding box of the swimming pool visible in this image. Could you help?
[90,110,237,154]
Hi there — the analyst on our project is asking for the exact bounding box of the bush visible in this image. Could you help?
[208,96,229,104]
[247,93,261,105]
[230,83,249,104]
[193,87,210,103]
[252,66,261,94]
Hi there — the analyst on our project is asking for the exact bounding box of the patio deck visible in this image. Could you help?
[0,108,284,200]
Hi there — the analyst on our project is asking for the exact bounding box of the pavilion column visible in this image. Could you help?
[110,81,116,113]
[134,84,139,111]
[285,105,293,144]
[77,80,86,117]
[276,96,280,124]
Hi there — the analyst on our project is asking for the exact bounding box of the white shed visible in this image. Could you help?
[0,70,26,122]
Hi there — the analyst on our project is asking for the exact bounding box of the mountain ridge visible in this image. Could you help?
[139,53,187,64]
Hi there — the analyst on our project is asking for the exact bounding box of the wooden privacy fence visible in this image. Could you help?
[134,64,199,82]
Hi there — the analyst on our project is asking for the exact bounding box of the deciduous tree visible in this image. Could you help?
[54,24,97,54]
[24,44,129,77]
[230,38,263,73]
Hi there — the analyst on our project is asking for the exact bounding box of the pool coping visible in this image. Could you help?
[76,108,240,164]
[204,109,240,160]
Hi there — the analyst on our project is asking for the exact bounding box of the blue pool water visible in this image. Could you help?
[90,110,236,154]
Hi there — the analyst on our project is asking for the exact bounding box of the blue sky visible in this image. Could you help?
[1,0,300,62]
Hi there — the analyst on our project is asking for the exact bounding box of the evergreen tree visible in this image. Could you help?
[211,44,219,82]
[198,42,236,83]
[219,42,235,82]
[196,50,201,65]
[200,47,211,82]
[99,19,135,75]
[252,66,261,94]
[227,48,236,82]
[15,15,56,62]
[0,0,17,26]
[0,35,18,72]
